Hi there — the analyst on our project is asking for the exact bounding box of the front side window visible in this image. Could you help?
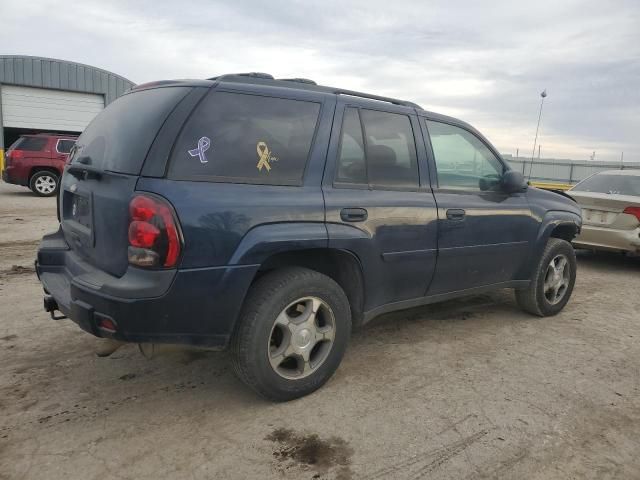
[169,92,321,185]
[335,108,419,189]
[426,120,503,190]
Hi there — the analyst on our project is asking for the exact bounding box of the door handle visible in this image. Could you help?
[446,208,466,221]
[340,208,368,222]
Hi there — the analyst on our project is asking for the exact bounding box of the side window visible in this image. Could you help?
[361,109,419,189]
[426,120,504,190]
[170,92,321,185]
[336,108,366,184]
[335,108,419,189]
[56,139,76,154]
[17,137,47,151]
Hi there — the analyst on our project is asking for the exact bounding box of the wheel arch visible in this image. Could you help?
[29,166,61,183]
[525,210,581,279]
[253,248,366,328]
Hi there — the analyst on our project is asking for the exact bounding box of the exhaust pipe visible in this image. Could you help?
[44,295,66,320]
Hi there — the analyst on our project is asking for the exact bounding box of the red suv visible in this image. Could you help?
[2,134,77,196]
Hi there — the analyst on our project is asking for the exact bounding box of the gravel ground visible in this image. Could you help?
[1,181,639,480]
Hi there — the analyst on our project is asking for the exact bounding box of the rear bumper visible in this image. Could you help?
[573,224,640,253]
[2,167,27,186]
[36,228,258,348]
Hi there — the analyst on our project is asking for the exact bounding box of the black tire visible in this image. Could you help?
[29,170,59,197]
[516,238,577,316]
[231,267,351,401]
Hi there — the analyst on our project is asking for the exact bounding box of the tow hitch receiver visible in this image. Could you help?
[44,295,67,320]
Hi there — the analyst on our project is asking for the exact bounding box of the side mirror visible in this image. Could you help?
[501,170,527,194]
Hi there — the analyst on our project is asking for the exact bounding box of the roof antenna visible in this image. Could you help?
[527,89,547,181]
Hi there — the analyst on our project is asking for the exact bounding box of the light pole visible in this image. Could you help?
[527,89,547,180]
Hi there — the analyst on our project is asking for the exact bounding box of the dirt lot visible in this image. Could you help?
[1,181,639,480]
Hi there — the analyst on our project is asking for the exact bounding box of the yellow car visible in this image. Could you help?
[570,170,640,254]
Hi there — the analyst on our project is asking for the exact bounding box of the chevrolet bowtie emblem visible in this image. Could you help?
[256,141,277,172]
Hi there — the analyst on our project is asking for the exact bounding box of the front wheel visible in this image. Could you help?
[231,267,351,401]
[29,171,59,197]
[516,238,577,316]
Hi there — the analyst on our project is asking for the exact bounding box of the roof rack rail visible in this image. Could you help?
[334,89,421,109]
[279,78,317,85]
[208,72,274,81]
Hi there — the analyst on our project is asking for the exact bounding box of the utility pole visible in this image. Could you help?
[527,89,547,180]
[621,151,624,170]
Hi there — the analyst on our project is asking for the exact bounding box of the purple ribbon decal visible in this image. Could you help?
[188,136,211,164]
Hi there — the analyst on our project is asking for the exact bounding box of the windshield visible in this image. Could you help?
[572,174,640,196]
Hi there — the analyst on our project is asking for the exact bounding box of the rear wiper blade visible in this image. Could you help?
[67,162,103,180]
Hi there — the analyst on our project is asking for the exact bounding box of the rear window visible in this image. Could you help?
[572,174,640,196]
[71,87,191,174]
[14,137,47,151]
[168,92,321,185]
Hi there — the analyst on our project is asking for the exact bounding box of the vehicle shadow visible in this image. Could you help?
[0,190,37,197]
[575,249,640,271]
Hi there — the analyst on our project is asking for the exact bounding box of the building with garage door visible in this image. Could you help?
[0,55,135,164]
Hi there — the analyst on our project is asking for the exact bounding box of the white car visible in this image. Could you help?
[570,170,640,254]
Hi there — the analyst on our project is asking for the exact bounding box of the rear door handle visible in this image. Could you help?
[341,208,368,222]
[446,208,466,221]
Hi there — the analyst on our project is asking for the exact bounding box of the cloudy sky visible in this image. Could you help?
[2,0,639,161]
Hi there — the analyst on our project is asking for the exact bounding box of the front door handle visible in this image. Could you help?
[446,208,466,221]
[341,208,368,222]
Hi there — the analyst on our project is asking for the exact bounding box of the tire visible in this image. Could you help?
[231,267,351,401]
[516,238,577,316]
[29,171,59,197]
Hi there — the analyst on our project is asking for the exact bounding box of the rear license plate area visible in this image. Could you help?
[62,189,93,237]
[583,209,613,225]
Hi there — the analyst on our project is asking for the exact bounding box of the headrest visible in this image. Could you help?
[368,144,396,167]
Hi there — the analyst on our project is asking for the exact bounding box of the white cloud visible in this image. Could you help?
[1,0,639,161]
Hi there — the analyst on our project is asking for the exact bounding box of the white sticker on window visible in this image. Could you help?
[188,137,211,164]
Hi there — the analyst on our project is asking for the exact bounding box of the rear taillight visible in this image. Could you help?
[623,207,640,222]
[128,194,182,268]
[6,150,22,165]
[9,150,23,160]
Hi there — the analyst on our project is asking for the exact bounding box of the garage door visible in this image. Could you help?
[1,85,104,132]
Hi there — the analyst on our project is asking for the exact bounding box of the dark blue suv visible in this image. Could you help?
[36,73,581,400]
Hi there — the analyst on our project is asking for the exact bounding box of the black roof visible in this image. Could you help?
[131,72,492,156]
[209,72,423,109]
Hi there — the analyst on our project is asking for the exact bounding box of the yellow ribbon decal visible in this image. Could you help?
[256,141,276,172]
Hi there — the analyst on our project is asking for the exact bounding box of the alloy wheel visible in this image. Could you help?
[543,254,570,305]
[34,175,57,195]
[268,296,336,380]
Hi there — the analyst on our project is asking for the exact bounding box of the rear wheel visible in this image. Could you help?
[516,238,577,316]
[231,267,351,401]
[29,171,59,197]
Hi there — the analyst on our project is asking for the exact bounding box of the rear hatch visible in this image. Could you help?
[59,86,193,277]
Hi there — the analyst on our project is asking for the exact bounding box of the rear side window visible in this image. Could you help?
[335,108,419,189]
[16,137,47,151]
[72,87,191,174]
[336,108,366,184]
[56,139,76,154]
[572,174,640,196]
[169,92,321,185]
